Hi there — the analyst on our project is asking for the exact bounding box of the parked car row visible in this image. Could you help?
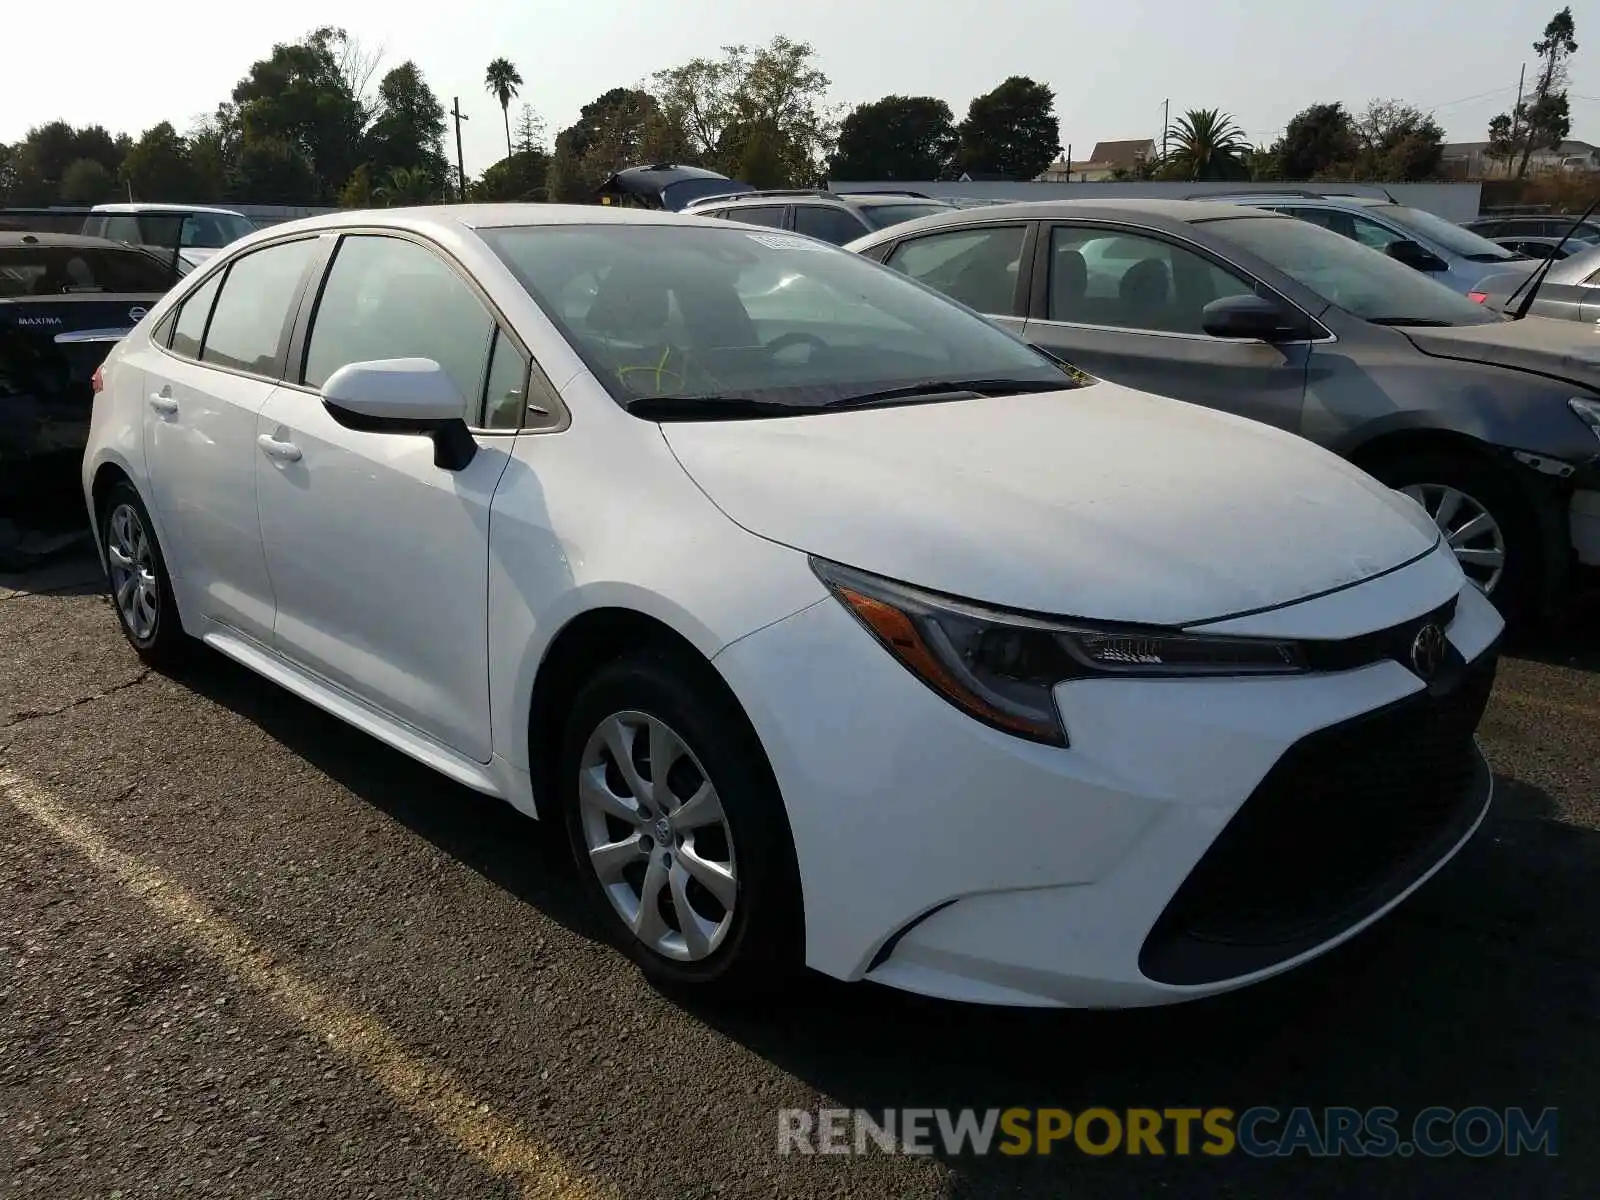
[84,201,1511,1010]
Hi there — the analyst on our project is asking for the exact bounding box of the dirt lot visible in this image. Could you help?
[2,557,1597,1199]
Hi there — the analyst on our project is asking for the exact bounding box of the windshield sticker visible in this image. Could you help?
[745,233,832,253]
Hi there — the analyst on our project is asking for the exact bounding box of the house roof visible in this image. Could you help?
[1089,139,1156,166]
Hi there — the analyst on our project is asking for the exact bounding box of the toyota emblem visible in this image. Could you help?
[1409,623,1448,680]
[128,306,148,323]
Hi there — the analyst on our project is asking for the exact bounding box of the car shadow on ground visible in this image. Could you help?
[1512,586,1600,674]
[161,641,1598,1198]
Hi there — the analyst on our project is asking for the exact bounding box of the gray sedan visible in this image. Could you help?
[846,199,1600,623]
[1474,244,1600,322]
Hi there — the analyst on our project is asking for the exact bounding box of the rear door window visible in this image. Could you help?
[168,271,223,357]
[885,225,1027,315]
[199,238,318,376]
[791,205,869,245]
[719,206,787,229]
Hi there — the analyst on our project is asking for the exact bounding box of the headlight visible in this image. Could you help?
[1571,397,1600,445]
[811,559,1308,747]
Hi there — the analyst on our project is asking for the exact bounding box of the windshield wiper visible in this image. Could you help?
[1367,317,1458,327]
[623,394,798,421]
[825,378,1070,410]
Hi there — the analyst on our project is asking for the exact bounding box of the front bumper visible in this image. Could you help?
[713,544,1502,1007]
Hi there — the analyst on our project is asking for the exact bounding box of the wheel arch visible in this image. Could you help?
[523,605,784,823]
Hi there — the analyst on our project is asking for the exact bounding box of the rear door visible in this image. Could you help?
[1021,222,1312,432]
[139,235,322,642]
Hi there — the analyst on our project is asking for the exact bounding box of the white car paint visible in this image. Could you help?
[84,204,1504,1008]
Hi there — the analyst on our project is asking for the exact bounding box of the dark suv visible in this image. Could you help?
[685,189,957,245]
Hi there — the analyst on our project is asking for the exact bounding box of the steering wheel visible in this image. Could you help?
[762,332,830,362]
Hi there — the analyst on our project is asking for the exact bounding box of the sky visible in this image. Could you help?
[3,0,1594,178]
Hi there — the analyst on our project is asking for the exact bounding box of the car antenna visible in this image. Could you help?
[1507,197,1600,321]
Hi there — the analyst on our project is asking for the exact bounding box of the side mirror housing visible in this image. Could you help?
[1200,294,1299,341]
[1385,239,1447,272]
[321,358,476,470]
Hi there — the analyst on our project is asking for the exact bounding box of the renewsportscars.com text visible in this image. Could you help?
[777,1106,1559,1158]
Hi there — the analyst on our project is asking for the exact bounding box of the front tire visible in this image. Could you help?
[558,647,802,999]
[1369,452,1542,625]
[98,481,187,667]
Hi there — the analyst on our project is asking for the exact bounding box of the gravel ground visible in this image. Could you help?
[2,558,1596,1198]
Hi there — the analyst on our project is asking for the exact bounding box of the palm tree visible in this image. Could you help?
[1163,108,1252,181]
[484,58,524,160]
[374,166,439,207]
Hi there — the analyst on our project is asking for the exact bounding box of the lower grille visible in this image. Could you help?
[1139,644,1498,986]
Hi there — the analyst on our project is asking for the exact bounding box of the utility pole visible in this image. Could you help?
[1161,98,1170,161]
[1065,143,1072,179]
[1506,63,1525,179]
[451,97,470,202]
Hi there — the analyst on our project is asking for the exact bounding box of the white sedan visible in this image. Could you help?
[83,205,1503,1008]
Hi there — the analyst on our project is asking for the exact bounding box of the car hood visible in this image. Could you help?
[660,383,1441,626]
[1401,315,1600,388]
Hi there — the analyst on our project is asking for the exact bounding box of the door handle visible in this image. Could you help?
[148,391,179,416]
[256,433,303,463]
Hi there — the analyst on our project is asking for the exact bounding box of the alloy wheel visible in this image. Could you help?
[106,502,159,641]
[576,710,738,962]
[1400,483,1506,595]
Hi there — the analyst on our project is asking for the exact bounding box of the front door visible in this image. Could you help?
[253,232,516,762]
[1021,223,1310,433]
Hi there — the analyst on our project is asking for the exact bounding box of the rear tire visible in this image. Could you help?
[558,646,803,1000]
[1368,452,1542,625]
[98,480,188,668]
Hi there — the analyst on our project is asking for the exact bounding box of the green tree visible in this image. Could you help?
[119,122,200,202]
[374,165,440,206]
[1487,7,1579,178]
[1351,99,1445,181]
[61,158,116,204]
[1162,108,1251,181]
[365,62,448,182]
[187,106,241,202]
[547,87,678,201]
[339,163,374,207]
[956,77,1061,180]
[3,122,127,204]
[232,135,319,205]
[1272,102,1358,179]
[828,96,957,181]
[484,58,524,160]
[231,26,369,199]
[651,36,834,184]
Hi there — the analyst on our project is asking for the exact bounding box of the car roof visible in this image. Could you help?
[239,204,743,243]
[91,202,246,215]
[853,196,1285,235]
[0,231,147,250]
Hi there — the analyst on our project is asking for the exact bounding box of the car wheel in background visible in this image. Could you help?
[98,480,188,667]
[1370,452,1541,624]
[559,646,803,999]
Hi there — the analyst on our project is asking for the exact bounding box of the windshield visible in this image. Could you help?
[1206,216,1501,326]
[1380,205,1518,262]
[173,212,255,248]
[662,178,754,211]
[860,203,958,231]
[482,223,1082,412]
[0,245,178,296]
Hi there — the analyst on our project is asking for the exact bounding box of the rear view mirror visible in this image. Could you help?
[321,357,476,470]
[1201,294,1296,341]
[1385,240,1447,272]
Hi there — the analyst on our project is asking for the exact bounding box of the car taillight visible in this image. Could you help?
[1467,290,1489,304]
[92,365,105,393]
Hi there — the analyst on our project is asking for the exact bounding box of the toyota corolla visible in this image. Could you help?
[82,206,1503,1007]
